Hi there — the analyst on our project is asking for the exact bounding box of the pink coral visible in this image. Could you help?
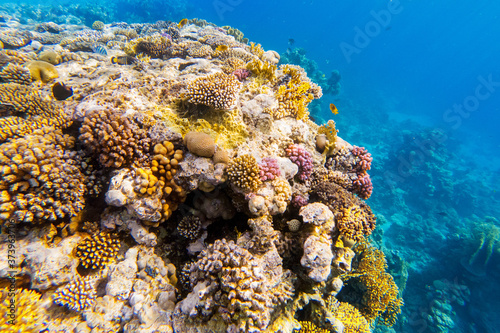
[351,145,372,172]
[353,172,373,199]
[291,194,308,207]
[286,144,313,181]
[232,68,251,82]
[259,157,281,181]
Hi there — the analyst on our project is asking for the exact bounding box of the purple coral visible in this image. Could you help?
[286,144,313,181]
[353,172,373,199]
[351,145,373,199]
[259,157,281,181]
[232,68,251,82]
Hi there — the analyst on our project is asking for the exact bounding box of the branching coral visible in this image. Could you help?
[351,146,373,199]
[340,240,404,326]
[227,154,262,192]
[0,127,86,224]
[75,231,121,269]
[259,157,281,181]
[79,108,151,168]
[0,288,44,332]
[286,144,314,181]
[53,274,98,312]
[183,72,242,109]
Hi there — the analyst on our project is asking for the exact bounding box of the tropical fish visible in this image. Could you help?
[111,55,138,65]
[215,45,228,52]
[288,38,295,46]
[52,82,73,100]
[329,103,339,115]
[91,43,107,55]
[178,18,188,28]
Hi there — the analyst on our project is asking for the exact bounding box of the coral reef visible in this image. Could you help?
[183,72,242,109]
[75,231,121,269]
[227,154,262,192]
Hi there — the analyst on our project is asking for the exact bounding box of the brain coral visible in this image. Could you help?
[184,72,242,109]
[79,109,151,168]
[226,154,262,192]
[0,127,86,224]
[183,131,216,157]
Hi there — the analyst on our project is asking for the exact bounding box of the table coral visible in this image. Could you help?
[227,154,262,192]
[79,108,151,168]
[184,72,242,109]
[0,127,86,224]
[75,231,121,269]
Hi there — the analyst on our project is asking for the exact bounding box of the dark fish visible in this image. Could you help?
[288,38,295,45]
[437,211,448,216]
[0,103,16,117]
[91,43,107,55]
[52,82,73,100]
[111,55,137,65]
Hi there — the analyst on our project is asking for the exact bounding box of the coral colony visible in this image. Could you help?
[0,15,401,333]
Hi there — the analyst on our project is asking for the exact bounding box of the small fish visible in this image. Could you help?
[215,45,228,52]
[329,103,339,115]
[288,38,295,46]
[437,211,448,216]
[178,18,188,28]
[91,43,107,55]
[111,55,138,65]
[52,82,73,100]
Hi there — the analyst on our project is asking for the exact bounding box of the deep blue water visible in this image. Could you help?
[2,0,499,331]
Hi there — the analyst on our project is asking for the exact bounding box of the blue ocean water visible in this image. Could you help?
[1,0,499,331]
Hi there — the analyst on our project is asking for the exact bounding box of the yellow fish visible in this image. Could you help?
[330,103,339,115]
[215,45,228,52]
[178,18,188,28]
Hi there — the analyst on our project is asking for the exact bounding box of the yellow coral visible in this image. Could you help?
[317,120,338,156]
[38,50,62,65]
[295,321,329,333]
[333,301,371,333]
[75,231,121,269]
[342,240,404,326]
[0,63,31,85]
[227,154,262,192]
[246,58,276,83]
[337,205,376,242]
[0,288,44,332]
[26,60,59,83]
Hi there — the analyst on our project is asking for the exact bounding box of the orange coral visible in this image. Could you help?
[337,205,376,242]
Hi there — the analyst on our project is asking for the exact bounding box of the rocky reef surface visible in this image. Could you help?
[0,14,403,333]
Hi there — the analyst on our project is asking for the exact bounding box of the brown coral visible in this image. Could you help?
[183,131,216,157]
[184,72,241,109]
[226,154,262,192]
[75,231,121,269]
[79,109,151,168]
[0,127,86,224]
[177,215,203,240]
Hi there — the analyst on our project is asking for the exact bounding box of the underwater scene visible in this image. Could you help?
[0,0,499,332]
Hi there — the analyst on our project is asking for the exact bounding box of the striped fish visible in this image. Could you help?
[91,43,107,55]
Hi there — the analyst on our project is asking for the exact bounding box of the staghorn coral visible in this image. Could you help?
[0,63,31,85]
[0,288,45,332]
[286,144,314,181]
[0,127,86,224]
[79,108,151,168]
[75,231,121,269]
[340,240,404,326]
[337,205,376,242]
[53,274,99,312]
[184,72,242,109]
[227,154,262,192]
